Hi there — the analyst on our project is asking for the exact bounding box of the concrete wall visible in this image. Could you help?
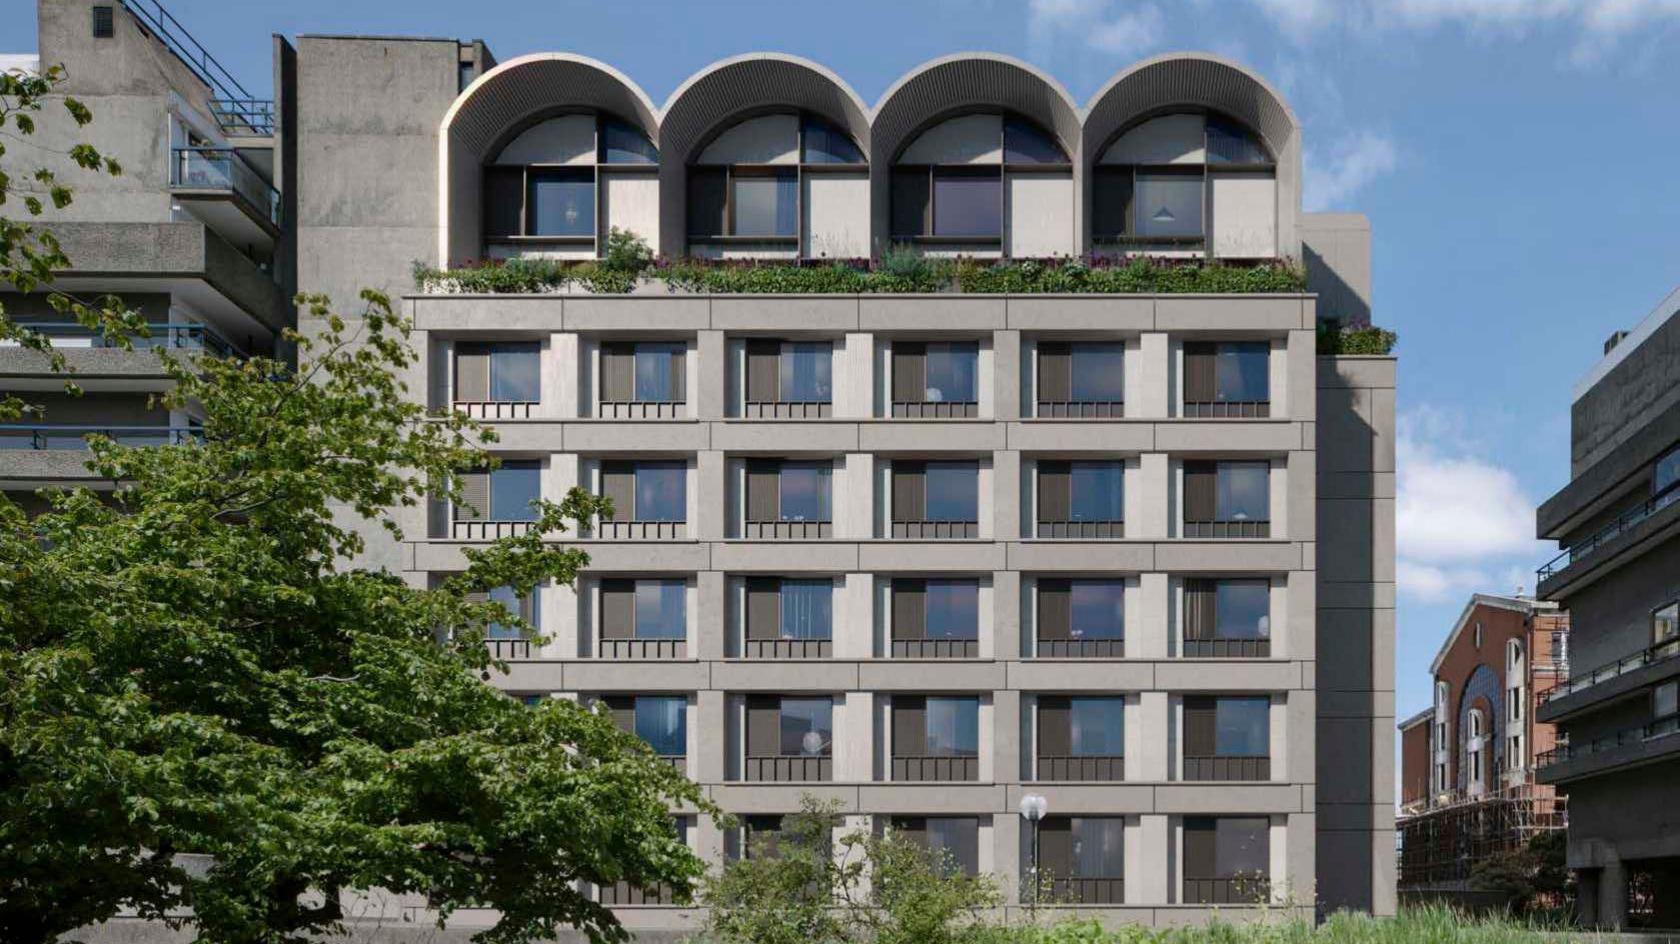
[1301,214,1371,327]
[1314,355,1396,917]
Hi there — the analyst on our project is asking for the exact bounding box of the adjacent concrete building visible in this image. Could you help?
[1396,594,1568,904]
[1536,287,1680,930]
[9,0,1397,933]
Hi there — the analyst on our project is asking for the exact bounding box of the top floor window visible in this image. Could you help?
[482,113,657,256]
[890,113,1068,253]
[1037,341,1124,418]
[687,113,867,258]
[1184,341,1269,417]
[1093,112,1276,259]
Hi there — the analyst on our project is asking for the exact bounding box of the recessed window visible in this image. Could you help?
[634,695,687,756]
[601,119,658,164]
[926,579,980,640]
[890,111,1066,246]
[802,116,864,164]
[480,113,656,251]
[925,696,981,756]
[687,113,865,250]
[1070,697,1125,756]
[1655,601,1679,646]
[932,168,1001,238]
[455,341,540,404]
[1656,681,1678,720]
[924,462,980,522]
[1655,445,1680,499]
[92,5,114,38]
[1135,169,1203,239]
[527,169,594,236]
[778,579,833,640]
[778,697,834,756]
[486,584,539,639]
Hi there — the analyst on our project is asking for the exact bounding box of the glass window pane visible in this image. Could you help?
[1135,171,1203,238]
[1070,697,1125,756]
[1655,603,1679,645]
[1207,117,1269,165]
[802,117,863,164]
[486,585,530,639]
[780,698,833,755]
[780,580,833,641]
[926,818,979,875]
[780,342,833,402]
[687,167,727,236]
[926,697,979,756]
[926,579,979,640]
[1216,342,1270,402]
[778,463,832,522]
[490,460,540,521]
[635,462,686,522]
[1069,461,1123,522]
[924,461,978,522]
[1215,580,1271,640]
[890,168,931,237]
[602,119,658,165]
[489,342,541,402]
[1215,697,1270,757]
[634,579,686,639]
[1070,343,1125,402]
[1214,818,1269,878]
[933,169,1001,237]
[733,172,797,237]
[1216,462,1270,522]
[1072,818,1125,878]
[527,169,594,237]
[484,168,523,237]
[633,342,682,402]
[635,695,686,755]
[1656,446,1680,498]
[1092,168,1133,237]
[1656,682,1678,719]
[926,342,978,403]
[1004,119,1067,164]
[1069,580,1125,640]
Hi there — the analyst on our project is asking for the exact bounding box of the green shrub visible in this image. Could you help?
[1317,321,1397,355]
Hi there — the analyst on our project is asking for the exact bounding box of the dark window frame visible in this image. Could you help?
[480,110,659,255]
[686,110,868,252]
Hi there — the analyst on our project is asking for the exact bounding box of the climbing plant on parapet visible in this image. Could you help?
[0,290,713,944]
[0,63,137,420]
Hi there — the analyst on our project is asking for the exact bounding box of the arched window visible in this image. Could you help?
[1092,112,1275,259]
[888,113,1070,256]
[482,113,658,258]
[1473,621,1483,649]
[1466,706,1487,796]
[686,113,867,259]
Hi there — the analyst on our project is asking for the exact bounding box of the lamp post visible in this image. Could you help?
[1019,793,1048,918]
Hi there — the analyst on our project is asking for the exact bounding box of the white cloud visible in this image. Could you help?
[1089,5,1166,55]
[1395,410,1548,602]
[1027,0,1168,57]
[1303,131,1398,211]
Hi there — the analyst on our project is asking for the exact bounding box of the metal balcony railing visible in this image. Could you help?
[744,754,830,782]
[119,1,274,135]
[598,638,686,660]
[1036,755,1125,781]
[596,881,681,906]
[1184,400,1271,418]
[743,520,832,539]
[1183,755,1271,781]
[892,519,979,539]
[454,400,539,420]
[892,400,978,418]
[2,321,244,358]
[209,99,275,136]
[743,638,832,659]
[1037,520,1123,539]
[450,520,536,541]
[1036,400,1123,419]
[593,521,687,540]
[597,400,685,419]
[1038,876,1125,905]
[892,638,979,659]
[1536,713,1680,770]
[486,638,532,660]
[743,400,831,419]
[891,754,978,782]
[1540,637,1680,706]
[0,424,200,450]
[1036,637,1124,658]
[1183,876,1269,904]
[170,147,280,226]
[1538,489,1680,582]
[1184,519,1271,539]
[1183,638,1272,658]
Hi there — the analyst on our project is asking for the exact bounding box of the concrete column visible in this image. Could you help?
[994,329,1021,420]
[1135,814,1171,903]
[694,813,728,872]
[994,570,1021,663]
[1599,859,1627,930]
[996,814,1022,906]
[424,332,451,412]
[1135,572,1169,658]
[1577,869,1601,927]
[695,451,725,541]
[835,692,874,783]
[838,332,873,419]
[1271,694,1289,783]
[696,689,727,784]
[1288,449,1315,543]
[993,450,1020,541]
[548,331,578,418]
[1137,332,1170,418]
[842,452,874,540]
[540,581,578,659]
[695,570,725,661]
[1136,692,1169,781]
[992,689,1021,784]
[1138,453,1170,539]
[1269,817,1290,904]
[1287,812,1316,907]
[695,329,725,420]
[836,573,873,659]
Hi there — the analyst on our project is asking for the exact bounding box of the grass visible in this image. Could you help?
[987,906,1587,944]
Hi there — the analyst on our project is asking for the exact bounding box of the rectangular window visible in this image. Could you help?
[484,167,524,237]
[635,695,686,757]
[687,167,728,237]
[1655,602,1679,646]
[933,167,1001,238]
[1069,580,1125,641]
[1216,462,1270,523]
[527,168,595,237]
[732,171,798,237]
[924,461,979,522]
[1071,342,1125,403]
[780,342,833,403]
[925,579,980,640]
[1092,167,1134,237]
[489,460,541,521]
[486,584,538,639]
[778,698,833,756]
[893,817,980,876]
[1135,169,1203,238]
[1215,342,1270,403]
[1070,817,1125,879]
[633,342,685,403]
[1070,697,1125,756]
[1185,816,1269,882]
[1214,580,1271,639]
[1207,696,1270,757]
[890,167,932,236]
[634,462,686,522]
[925,342,979,404]
[1658,446,1680,499]
[633,579,686,640]
[92,5,114,38]
[779,579,833,641]
[777,462,832,522]
[925,696,980,756]
[488,342,541,402]
[1656,681,1678,719]
[1069,461,1123,522]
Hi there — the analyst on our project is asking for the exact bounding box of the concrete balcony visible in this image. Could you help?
[1536,716,1680,784]
[1537,636,1680,723]
[1537,491,1680,599]
[169,147,281,254]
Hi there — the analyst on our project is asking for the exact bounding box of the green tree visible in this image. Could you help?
[701,796,1001,944]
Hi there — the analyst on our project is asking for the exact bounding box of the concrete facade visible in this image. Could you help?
[1536,288,1680,930]
[10,2,1396,933]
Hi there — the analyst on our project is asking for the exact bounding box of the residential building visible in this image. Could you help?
[9,0,1398,932]
[1395,594,1568,905]
[1536,287,1680,930]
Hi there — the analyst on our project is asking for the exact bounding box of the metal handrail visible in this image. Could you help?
[0,424,201,450]
[170,147,280,225]
[1536,713,1680,769]
[1539,489,1680,582]
[1540,637,1680,706]
[4,321,244,358]
[118,1,274,134]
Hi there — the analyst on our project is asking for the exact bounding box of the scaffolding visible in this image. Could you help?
[1398,784,1567,890]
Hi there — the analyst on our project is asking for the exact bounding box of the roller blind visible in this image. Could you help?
[455,471,488,520]
[1184,695,1217,755]
[455,342,490,402]
[1037,696,1072,755]
[746,339,780,403]
[601,343,635,402]
[1037,342,1071,402]
[747,695,781,756]
[601,579,636,640]
[601,461,635,522]
[892,461,927,522]
[1037,579,1071,640]
[1038,461,1071,521]
[746,459,780,523]
[1184,461,1217,522]
[1185,578,1217,640]
[892,579,926,640]
[745,577,781,640]
[893,342,927,403]
[1184,342,1217,403]
[893,696,927,755]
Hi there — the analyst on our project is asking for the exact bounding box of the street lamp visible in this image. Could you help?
[1019,793,1048,917]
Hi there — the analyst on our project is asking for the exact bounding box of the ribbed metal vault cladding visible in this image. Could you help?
[659,57,871,164]
[870,56,1082,164]
[1082,56,1297,163]
[448,57,660,158]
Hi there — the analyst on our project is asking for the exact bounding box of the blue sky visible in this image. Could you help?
[9,0,1680,737]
